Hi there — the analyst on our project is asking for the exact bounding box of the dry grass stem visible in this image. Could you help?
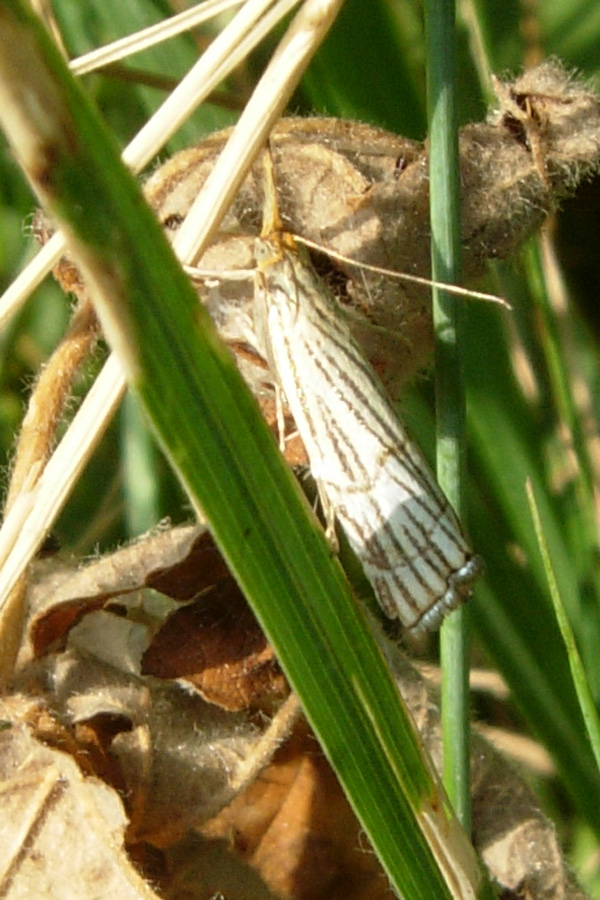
[71,0,245,76]
[0,0,304,328]
[0,0,343,685]
[5,302,98,515]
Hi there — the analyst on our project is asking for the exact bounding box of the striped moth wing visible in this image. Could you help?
[253,232,483,633]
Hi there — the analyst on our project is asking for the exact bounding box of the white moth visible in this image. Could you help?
[253,230,483,634]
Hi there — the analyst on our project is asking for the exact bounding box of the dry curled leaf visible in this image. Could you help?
[35,62,600,462]
[12,523,591,900]
[199,718,397,900]
[17,527,296,851]
[141,581,289,713]
[144,60,600,411]
[0,695,159,900]
[22,523,226,659]
[37,649,269,847]
[22,522,287,713]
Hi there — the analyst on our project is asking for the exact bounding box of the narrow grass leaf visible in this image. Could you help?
[526,478,600,775]
[424,0,472,830]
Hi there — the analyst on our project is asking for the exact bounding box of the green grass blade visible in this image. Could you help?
[0,4,496,897]
[121,392,161,537]
[464,294,600,832]
[526,478,600,773]
[522,238,600,695]
[424,0,471,830]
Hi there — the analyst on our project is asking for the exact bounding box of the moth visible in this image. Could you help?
[253,224,484,634]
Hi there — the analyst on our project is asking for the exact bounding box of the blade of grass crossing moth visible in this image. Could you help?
[0,2,498,897]
[424,0,473,830]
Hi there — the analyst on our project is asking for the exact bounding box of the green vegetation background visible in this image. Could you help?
[2,0,600,893]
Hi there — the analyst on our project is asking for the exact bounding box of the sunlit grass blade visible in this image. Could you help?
[424,0,471,830]
[464,291,600,834]
[526,478,600,774]
[0,3,498,897]
[522,236,600,694]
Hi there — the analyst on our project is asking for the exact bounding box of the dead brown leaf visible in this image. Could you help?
[200,719,397,900]
[23,524,225,659]
[8,523,590,899]
[144,60,600,405]
[0,695,159,900]
[141,580,289,713]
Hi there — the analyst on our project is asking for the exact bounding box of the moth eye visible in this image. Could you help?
[162,212,184,230]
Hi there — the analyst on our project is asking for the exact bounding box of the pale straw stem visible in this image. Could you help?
[71,0,245,75]
[0,0,301,329]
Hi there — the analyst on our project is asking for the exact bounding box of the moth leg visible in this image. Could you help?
[316,480,339,552]
[274,383,288,453]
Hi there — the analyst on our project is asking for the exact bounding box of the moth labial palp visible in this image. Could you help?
[252,229,484,635]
